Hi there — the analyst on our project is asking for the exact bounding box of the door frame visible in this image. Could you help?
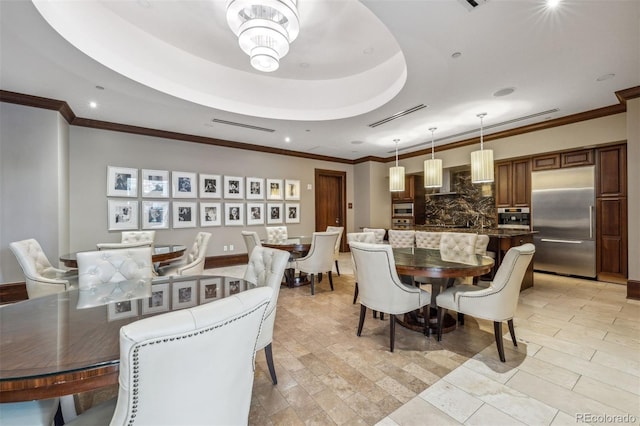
[314,168,347,252]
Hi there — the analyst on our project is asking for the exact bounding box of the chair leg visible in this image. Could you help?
[310,274,315,296]
[494,321,506,362]
[335,260,340,276]
[264,343,278,385]
[437,307,445,341]
[457,312,465,325]
[318,272,322,282]
[380,312,385,320]
[373,310,377,319]
[357,305,366,336]
[389,314,396,352]
[422,305,430,336]
[507,319,518,347]
[328,271,334,291]
[353,282,359,304]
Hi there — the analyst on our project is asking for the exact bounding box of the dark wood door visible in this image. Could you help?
[315,169,347,252]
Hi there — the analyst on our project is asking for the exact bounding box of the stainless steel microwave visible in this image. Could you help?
[392,202,414,217]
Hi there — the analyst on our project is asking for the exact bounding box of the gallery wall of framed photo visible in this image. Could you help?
[106,166,301,231]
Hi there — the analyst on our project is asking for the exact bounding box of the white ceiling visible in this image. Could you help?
[1,0,638,161]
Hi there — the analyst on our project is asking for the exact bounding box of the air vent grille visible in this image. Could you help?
[394,108,560,153]
[368,104,428,128]
[211,118,275,133]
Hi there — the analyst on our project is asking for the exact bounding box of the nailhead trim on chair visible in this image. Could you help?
[124,300,269,425]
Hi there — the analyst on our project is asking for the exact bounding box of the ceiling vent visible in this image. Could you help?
[393,108,560,153]
[456,0,488,11]
[368,104,428,128]
[211,118,275,133]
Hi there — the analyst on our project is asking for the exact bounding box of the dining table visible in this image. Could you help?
[59,244,187,268]
[392,247,494,334]
[261,236,312,287]
[0,274,257,403]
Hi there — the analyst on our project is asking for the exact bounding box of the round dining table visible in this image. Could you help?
[392,247,494,334]
[261,236,312,287]
[59,244,186,268]
[0,275,257,403]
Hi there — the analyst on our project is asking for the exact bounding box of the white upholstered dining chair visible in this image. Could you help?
[241,230,262,258]
[326,225,344,276]
[76,247,153,290]
[438,232,478,263]
[346,231,376,304]
[362,227,386,244]
[387,229,416,248]
[436,243,535,362]
[243,246,289,384]
[9,238,71,299]
[415,231,441,249]
[265,226,288,241]
[96,230,156,250]
[349,242,431,352]
[158,232,211,276]
[295,231,340,295]
[64,287,273,426]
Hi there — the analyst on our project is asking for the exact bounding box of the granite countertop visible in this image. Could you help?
[414,225,537,237]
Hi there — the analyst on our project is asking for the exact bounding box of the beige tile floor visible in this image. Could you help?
[208,253,639,426]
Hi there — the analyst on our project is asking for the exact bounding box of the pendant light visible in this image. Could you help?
[389,139,405,192]
[423,127,442,188]
[471,113,494,183]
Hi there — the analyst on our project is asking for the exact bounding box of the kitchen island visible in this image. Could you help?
[413,226,536,289]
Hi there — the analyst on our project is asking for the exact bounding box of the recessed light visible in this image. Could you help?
[89,101,97,109]
[596,73,615,82]
[451,52,462,59]
[284,137,291,143]
[305,129,311,132]
[546,0,561,8]
[493,87,516,97]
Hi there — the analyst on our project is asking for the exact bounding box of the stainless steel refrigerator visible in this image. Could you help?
[531,166,596,278]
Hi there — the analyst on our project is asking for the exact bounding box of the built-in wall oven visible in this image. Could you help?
[497,207,530,230]
[392,217,414,229]
[392,202,414,217]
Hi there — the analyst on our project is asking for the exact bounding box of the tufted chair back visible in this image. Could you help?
[295,231,340,295]
[158,232,211,276]
[475,234,490,255]
[326,226,344,257]
[415,231,441,249]
[349,241,431,351]
[241,230,262,258]
[346,232,376,282]
[9,238,70,298]
[67,287,273,426]
[96,241,153,250]
[387,229,416,248]
[121,231,156,245]
[439,232,478,264]
[76,247,153,290]
[243,246,289,384]
[363,228,386,244]
[265,226,288,241]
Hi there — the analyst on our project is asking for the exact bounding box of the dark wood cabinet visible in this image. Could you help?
[562,149,594,168]
[495,159,530,207]
[532,153,561,171]
[488,233,534,290]
[595,144,627,282]
[391,174,426,224]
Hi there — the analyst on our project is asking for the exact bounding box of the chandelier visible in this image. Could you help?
[226,0,300,72]
[470,113,494,183]
[423,127,442,188]
[389,139,405,192]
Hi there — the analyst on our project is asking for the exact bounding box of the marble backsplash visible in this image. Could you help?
[424,169,497,228]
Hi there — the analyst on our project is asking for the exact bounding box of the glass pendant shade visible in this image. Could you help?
[389,166,405,192]
[471,149,494,183]
[423,158,443,188]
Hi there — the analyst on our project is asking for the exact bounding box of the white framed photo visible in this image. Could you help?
[107,300,139,321]
[142,200,169,230]
[285,179,300,200]
[199,174,221,199]
[224,202,244,226]
[141,169,169,198]
[285,203,301,223]
[172,280,197,309]
[246,203,264,226]
[199,277,222,304]
[267,203,283,224]
[200,202,222,227]
[246,177,264,200]
[224,176,244,199]
[172,171,197,198]
[266,179,283,200]
[107,166,138,197]
[108,199,139,231]
[173,201,197,228]
[225,277,243,296]
[142,283,170,315]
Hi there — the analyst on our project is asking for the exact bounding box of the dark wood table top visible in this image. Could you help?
[261,236,312,253]
[59,244,186,268]
[393,247,494,279]
[0,275,255,403]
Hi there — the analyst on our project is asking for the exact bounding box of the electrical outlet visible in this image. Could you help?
[223,245,228,252]
[229,244,234,251]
